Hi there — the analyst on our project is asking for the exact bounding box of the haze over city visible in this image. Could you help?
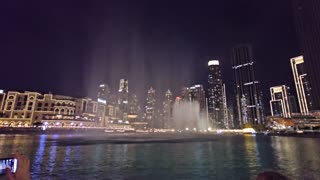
[1,0,299,103]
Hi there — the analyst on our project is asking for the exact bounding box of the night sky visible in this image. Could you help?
[1,0,300,109]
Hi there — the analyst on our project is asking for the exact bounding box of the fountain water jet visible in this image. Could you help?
[172,100,209,131]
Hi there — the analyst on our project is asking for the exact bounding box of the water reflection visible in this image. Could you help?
[243,135,259,171]
[0,134,319,179]
[271,137,320,179]
[255,135,278,171]
[33,134,46,173]
[0,135,34,157]
[48,145,57,173]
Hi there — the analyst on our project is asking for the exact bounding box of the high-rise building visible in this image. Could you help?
[288,95,299,114]
[207,60,224,128]
[181,87,189,101]
[231,45,264,127]
[270,85,292,118]
[118,79,129,114]
[163,89,173,129]
[227,107,235,129]
[146,87,156,129]
[154,109,164,129]
[129,94,139,115]
[222,84,229,128]
[290,56,313,115]
[97,84,110,104]
[119,79,128,93]
[293,0,320,111]
[117,79,129,122]
[128,94,141,124]
[189,85,206,110]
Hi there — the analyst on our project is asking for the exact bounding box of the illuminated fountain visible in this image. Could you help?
[172,100,209,132]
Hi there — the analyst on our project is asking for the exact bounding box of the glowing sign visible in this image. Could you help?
[0,90,3,93]
[208,60,219,66]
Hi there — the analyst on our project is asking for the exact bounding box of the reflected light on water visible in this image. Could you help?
[0,134,319,179]
[33,135,46,173]
[243,135,259,177]
[48,145,57,173]
[271,137,320,179]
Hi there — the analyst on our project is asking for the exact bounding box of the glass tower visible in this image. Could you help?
[207,60,224,128]
[231,45,264,127]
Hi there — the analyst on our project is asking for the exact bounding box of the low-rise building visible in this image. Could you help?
[0,91,107,127]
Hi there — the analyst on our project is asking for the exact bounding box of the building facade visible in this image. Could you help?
[290,56,313,115]
[270,85,292,118]
[293,0,320,111]
[288,95,299,114]
[0,91,6,111]
[180,85,206,111]
[207,60,224,128]
[0,91,107,127]
[118,79,129,121]
[129,94,140,116]
[146,87,156,129]
[232,45,264,127]
[222,84,229,128]
[163,89,173,129]
[97,84,110,104]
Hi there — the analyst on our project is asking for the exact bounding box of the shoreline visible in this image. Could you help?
[267,131,320,138]
[0,127,106,135]
[1,127,320,138]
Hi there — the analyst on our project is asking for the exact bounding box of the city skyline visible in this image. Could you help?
[1,1,320,179]
[1,0,320,121]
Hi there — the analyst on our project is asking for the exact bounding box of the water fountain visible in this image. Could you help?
[172,100,209,132]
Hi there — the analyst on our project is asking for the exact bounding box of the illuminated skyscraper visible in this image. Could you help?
[129,94,140,115]
[222,84,229,128]
[232,45,264,127]
[290,56,313,115]
[189,85,206,110]
[127,94,141,124]
[163,89,173,129]
[119,79,128,93]
[97,84,110,104]
[293,0,320,111]
[207,60,224,128]
[181,87,189,101]
[270,85,291,118]
[118,79,129,120]
[146,87,156,129]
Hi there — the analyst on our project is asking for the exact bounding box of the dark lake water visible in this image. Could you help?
[0,134,320,180]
